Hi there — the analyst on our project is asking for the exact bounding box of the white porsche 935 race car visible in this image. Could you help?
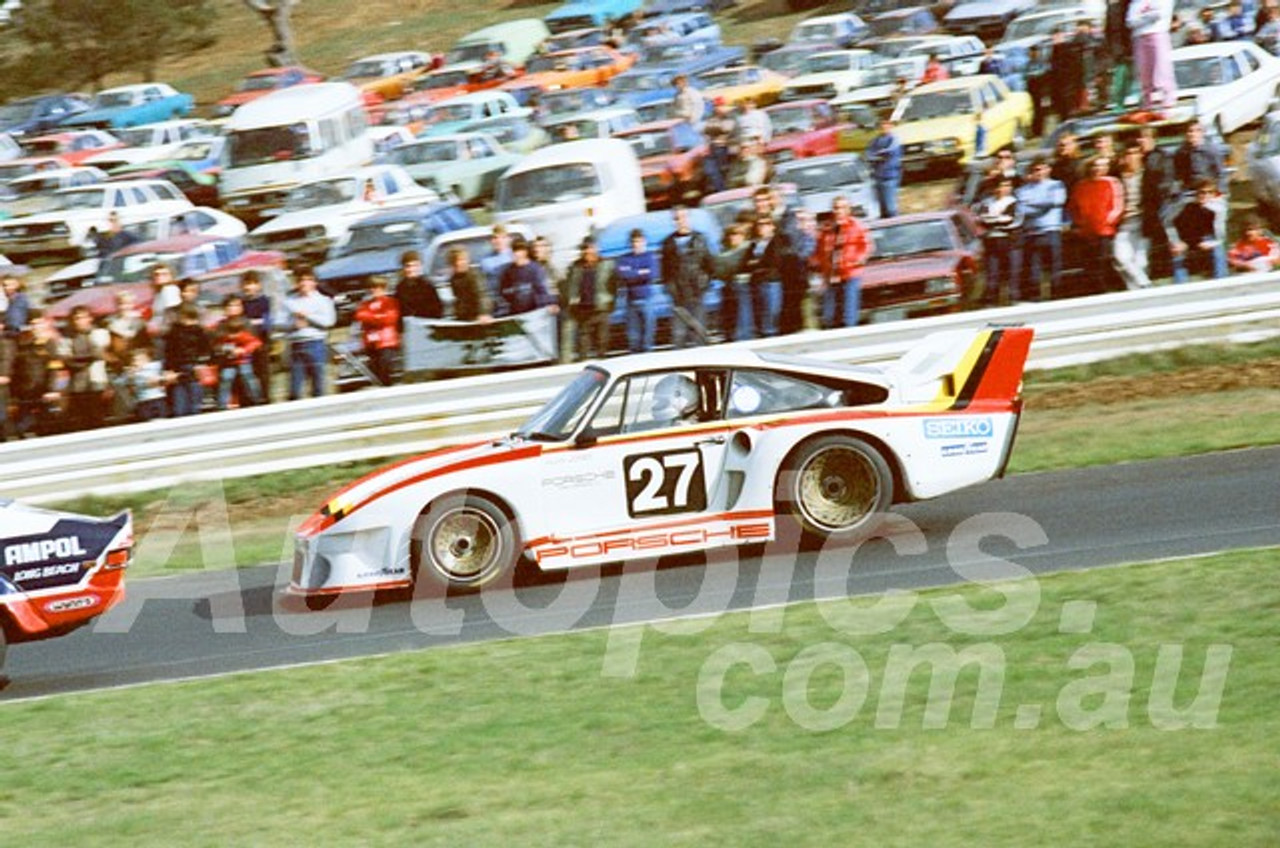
[292,325,1034,595]
[0,500,132,679]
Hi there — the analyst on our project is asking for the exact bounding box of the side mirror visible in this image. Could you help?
[574,429,598,448]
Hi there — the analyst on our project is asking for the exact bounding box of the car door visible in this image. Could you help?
[536,368,732,544]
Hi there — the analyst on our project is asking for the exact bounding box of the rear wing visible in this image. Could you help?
[893,325,1034,409]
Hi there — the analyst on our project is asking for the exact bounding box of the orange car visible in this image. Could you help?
[502,46,637,95]
[694,65,788,108]
[21,131,124,166]
[377,63,523,124]
[342,51,436,102]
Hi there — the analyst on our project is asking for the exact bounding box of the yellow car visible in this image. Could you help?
[888,75,1032,176]
[695,65,788,108]
[343,51,435,102]
[834,101,880,153]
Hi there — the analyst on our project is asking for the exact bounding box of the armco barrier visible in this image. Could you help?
[4,276,1279,503]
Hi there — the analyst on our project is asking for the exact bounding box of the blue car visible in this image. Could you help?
[609,40,743,112]
[595,208,725,347]
[60,83,195,130]
[314,202,475,323]
[545,0,645,34]
[0,93,91,137]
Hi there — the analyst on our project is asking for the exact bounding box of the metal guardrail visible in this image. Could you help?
[4,276,1279,503]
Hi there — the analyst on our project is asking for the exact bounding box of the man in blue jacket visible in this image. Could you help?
[864,116,903,218]
[615,228,661,353]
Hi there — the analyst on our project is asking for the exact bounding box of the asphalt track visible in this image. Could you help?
[4,446,1279,702]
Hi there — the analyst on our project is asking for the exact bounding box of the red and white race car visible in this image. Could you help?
[0,501,132,682]
[291,326,1033,595]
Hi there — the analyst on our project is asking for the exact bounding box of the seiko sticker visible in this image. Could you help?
[623,448,707,518]
[923,418,994,439]
[4,535,89,566]
[44,596,98,614]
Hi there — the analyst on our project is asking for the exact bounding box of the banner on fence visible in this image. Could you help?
[402,308,559,373]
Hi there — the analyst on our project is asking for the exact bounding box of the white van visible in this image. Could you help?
[220,82,374,226]
[445,19,551,71]
[493,138,645,273]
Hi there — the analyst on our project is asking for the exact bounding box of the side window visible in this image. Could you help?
[130,187,150,205]
[589,370,711,436]
[380,172,398,195]
[1237,49,1259,75]
[726,369,878,418]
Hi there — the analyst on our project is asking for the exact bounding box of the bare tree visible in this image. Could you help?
[241,0,299,67]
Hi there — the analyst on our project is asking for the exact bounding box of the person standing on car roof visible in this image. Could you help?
[1127,0,1177,112]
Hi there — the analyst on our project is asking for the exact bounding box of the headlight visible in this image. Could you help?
[924,138,960,153]
[924,276,955,295]
[305,225,328,241]
[227,196,250,208]
[52,223,69,235]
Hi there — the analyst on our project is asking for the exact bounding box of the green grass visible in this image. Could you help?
[2,550,1276,845]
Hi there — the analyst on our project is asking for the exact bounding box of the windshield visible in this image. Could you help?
[12,177,66,196]
[416,70,470,91]
[95,91,138,108]
[898,91,973,121]
[239,74,287,92]
[527,54,574,74]
[0,101,37,123]
[804,54,854,74]
[428,234,494,279]
[611,73,665,92]
[284,177,358,210]
[0,162,39,182]
[422,103,476,125]
[100,250,183,281]
[623,130,675,157]
[700,69,747,88]
[446,43,496,65]
[644,44,689,63]
[228,124,313,166]
[343,219,422,253]
[870,219,954,258]
[387,140,459,165]
[114,127,157,147]
[52,188,107,211]
[794,23,835,41]
[876,38,931,57]
[780,159,864,191]
[1003,14,1071,40]
[516,367,608,441]
[344,60,389,80]
[864,60,916,86]
[767,106,817,134]
[174,139,220,162]
[497,162,603,211]
[760,49,811,75]
[1174,57,1226,89]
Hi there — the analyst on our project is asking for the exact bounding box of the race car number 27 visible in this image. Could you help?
[624,449,707,518]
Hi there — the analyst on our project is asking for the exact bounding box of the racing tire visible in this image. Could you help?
[775,435,893,542]
[412,494,519,591]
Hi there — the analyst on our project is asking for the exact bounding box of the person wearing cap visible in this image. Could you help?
[614,228,661,352]
[560,235,615,360]
[703,97,737,194]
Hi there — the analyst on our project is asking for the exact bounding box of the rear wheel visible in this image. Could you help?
[412,494,519,591]
[775,435,893,541]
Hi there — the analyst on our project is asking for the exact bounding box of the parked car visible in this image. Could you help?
[457,114,552,155]
[542,26,612,54]
[21,130,123,166]
[759,42,837,78]
[213,66,327,118]
[313,202,477,321]
[773,153,880,219]
[544,0,645,34]
[0,156,71,187]
[943,0,1037,41]
[500,46,638,104]
[59,83,195,129]
[0,178,193,261]
[43,207,249,300]
[381,133,523,204]
[890,75,1032,176]
[609,41,745,112]
[699,182,800,232]
[1246,110,1280,213]
[82,119,213,170]
[0,166,106,219]
[342,51,435,102]
[106,161,220,208]
[382,64,523,125]
[0,93,91,137]
[629,11,721,47]
[613,120,708,208]
[834,101,882,152]
[877,34,986,78]
[779,49,879,103]
[695,65,788,107]
[444,18,551,71]
[1172,41,1280,136]
[830,55,929,114]
[247,165,439,261]
[859,211,982,323]
[764,99,846,162]
[410,91,531,137]
[788,13,871,48]
[544,106,642,142]
[866,6,940,39]
[538,87,619,120]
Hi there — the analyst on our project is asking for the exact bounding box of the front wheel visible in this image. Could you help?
[412,494,519,591]
[775,435,893,541]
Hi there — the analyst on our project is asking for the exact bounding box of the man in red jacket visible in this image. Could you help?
[354,276,401,387]
[1066,156,1125,293]
[813,196,871,328]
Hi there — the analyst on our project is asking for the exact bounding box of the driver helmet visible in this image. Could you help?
[651,373,698,424]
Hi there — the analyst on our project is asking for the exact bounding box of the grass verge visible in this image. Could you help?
[1,550,1275,846]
